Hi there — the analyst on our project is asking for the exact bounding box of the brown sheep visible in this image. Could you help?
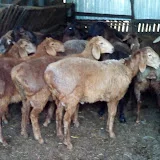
[0,39,36,124]
[44,47,160,150]
[0,39,36,59]
[0,37,64,146]
[11,36,114,144]
[134,49,160,123]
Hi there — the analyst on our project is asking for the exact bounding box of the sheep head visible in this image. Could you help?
[153,36,160,43]
[133,47,160,73]
[0,30,14,53]
[122,33,140,52]
[87,36,114,60]
[15,39,36,58]
[41,37,65,56]
[144,47,160,69]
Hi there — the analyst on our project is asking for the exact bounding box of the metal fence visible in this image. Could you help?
[0,3,73,36]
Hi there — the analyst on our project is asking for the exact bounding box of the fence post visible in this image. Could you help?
[130,0,137,33]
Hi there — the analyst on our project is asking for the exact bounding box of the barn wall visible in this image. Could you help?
[66,0,131,20]
[134,0,160,19]
[66,0,160,20]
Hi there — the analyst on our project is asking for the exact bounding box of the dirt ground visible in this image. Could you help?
[0,92,160,160]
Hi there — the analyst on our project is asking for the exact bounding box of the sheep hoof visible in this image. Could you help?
[119,114,126,123]
[73,121,79,128]
[64,141,73,150]
[57,133,64,140]
[67,143,73,150]
[43,120,50,127]
[3,141,8,146]
[21,131,28,139]
[136,120,140,124]
[3,120,8,125]
[110,132,116,138]
[0,138,8,146]
[38,138,44,144]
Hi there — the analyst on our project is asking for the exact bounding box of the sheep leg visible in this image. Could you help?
[63,105,77,150]
[56,101,64,140]
[98,104,106,117]
[21,100,31,138]
[118,99,126,123]
[72,104,80,128]
[1,105,9,124]
[63,86,82,150]
[134,86,142,123]
[30,107,44,144]
[0,103,9,146]
[0,118,7,146]
[43,102,55,127]
[107,100,118,138]
[2,114,8,124]
[157,94,160,108]
[136,101,142,123]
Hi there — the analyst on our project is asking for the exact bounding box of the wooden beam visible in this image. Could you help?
[130,0,135,19]
[75,12,132,19]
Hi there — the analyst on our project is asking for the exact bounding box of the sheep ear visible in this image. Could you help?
[45,45,57,56]
[122,34,130,41]
[18,47,28,58]
[139,52,146,72]
[92,44,101,60]
[153,36,160,43]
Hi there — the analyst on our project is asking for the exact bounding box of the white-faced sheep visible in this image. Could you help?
[44,47,160,150]
[11,36,114,144]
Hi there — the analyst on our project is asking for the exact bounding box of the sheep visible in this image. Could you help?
[0,37,64,146]
[11,26,37,45]
[0,39,36,124]
[0,43,36,146]
[95,33,140,122]
[134,49,160,123]
[87,22,137,55]
[0,30,14,53]
[140,36,160,56]
[62,22,87,42]
[88,21,124,40]
[11,36,114,144]
[44,47,160,150]
[64,39,87,55]
[46,33,140,125]
[0,27,41,50]
[0,39,36,59]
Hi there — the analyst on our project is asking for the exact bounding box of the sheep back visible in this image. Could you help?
[45,57,131,103]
